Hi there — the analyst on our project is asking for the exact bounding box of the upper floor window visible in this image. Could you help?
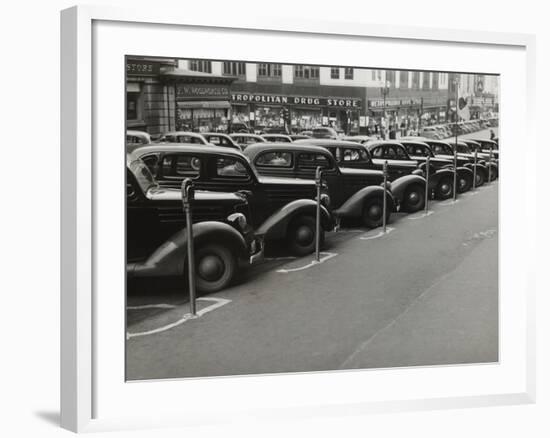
[432,72,439,89]
[422,72,431,89]
[330,67,340,79]
[189,60,212,73]
[371,70,382,81]
[223,62,246,76]
[258,63,282,78]
[399,71,409,88]
[412,71,420,89]
[294,65,320,80]
[344,68,354,80]
[386,70,396,86]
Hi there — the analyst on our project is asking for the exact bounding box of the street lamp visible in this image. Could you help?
[380,80,391,139]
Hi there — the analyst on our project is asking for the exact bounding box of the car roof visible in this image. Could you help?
[160,131,206,138]
[364,140,405,150]
[230,133,263,138]
[128,143,246,160]
[294,138,366,148]
[202,132,230,137]
[242,142,332,160]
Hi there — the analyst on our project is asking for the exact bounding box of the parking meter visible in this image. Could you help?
[315,166,323,262]
[181,178,197,316]
[382,161,388,232]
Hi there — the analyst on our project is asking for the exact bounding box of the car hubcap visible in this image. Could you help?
[369,205,382,219]
[459,178,466,189]
[197,255,224,282]
[408,191,420,204]
[296,225,314,245]
[440,183,451,194]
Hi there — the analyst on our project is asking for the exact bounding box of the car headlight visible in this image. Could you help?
[227,213,248,231]
[320,193,331,208]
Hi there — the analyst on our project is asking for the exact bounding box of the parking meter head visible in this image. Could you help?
[181,178,194,206]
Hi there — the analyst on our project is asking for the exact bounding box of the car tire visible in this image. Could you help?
[435,176,453,199]
[488,166,498,181]
[457,173,473,193]
[474,170,485,188]
[286,215,322,257]
[361,196,389,228]
[401,184,425,213]
[193,244,237,293]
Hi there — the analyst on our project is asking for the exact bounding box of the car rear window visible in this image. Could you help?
[214,157,251,181]
[256,152,293,168]
[160,154,201,178]
[297,152,332,170]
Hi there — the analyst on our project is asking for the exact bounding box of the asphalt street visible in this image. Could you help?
[126,172,498,380]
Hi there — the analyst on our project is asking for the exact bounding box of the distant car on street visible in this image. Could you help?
[126,130,152,153]
[229,121,253,133]
[311,127,338,139]
[156,131,209,145]
[261,134,293,143]
[201,133,242,151]
[229,133,266,150]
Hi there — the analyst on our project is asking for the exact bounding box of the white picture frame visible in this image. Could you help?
[60,5,536,433]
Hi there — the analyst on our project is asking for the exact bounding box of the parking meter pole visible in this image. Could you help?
[453,147,458,201]
[424,155,430,213]
[315,166,322,263]
[181,179,197,316]
[382,160,388,233]
[473,150,478,190]
[487,147,493,182]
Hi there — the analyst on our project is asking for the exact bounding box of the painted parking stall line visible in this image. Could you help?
[407,210,435,220]
[276,252,338,274]
[127,303,177,310]
[127,297,231,339]
[359,227,395,240]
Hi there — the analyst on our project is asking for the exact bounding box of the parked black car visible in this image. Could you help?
[398,139,474,193]
[229,133,266,150]
[364,140,459,199]
[126,157,260,293]
[243,142,425,229]
[416,139,489,187]
[129,145,332,257]
[449,140,498,181]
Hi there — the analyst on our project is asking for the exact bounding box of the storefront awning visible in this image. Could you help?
[176,101,231,109]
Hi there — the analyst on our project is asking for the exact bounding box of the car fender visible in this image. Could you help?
[390,174,426,204]
[333,185,395,218]
[457,166,474,179]
[428,167,454,189]
[255,199,333,241]
[127,221,248,278]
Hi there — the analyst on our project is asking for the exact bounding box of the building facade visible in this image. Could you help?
[126,57,499,136]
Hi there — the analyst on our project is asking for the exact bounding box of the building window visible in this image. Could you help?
[344,68,354,80]
[412,71,420,89]
[294,65,320,80]
[399,71,409,88]
[126,92,140,120]
[258,63,282,78]
[386,70,396,86]
[223,62,246,76]
[422,72,430,89]
[371,70,382,81]
[330,67,340,79]
[189,60,212,73]
[432,72,439,89]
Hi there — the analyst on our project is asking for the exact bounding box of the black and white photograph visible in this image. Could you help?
[125,56,499,381]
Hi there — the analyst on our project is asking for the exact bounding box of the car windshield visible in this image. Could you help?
[129,159,159,193]
[456,144,471,154]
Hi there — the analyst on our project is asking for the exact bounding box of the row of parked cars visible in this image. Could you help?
[126,129,499,294]
[420,117,499,140]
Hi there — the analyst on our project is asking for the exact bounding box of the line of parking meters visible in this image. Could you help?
[315,166,323,263]
[181,178,197,316]
[382,161,388,233]
[473,150,478,190]
[425,155,430,213]
[453,146,458,201]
